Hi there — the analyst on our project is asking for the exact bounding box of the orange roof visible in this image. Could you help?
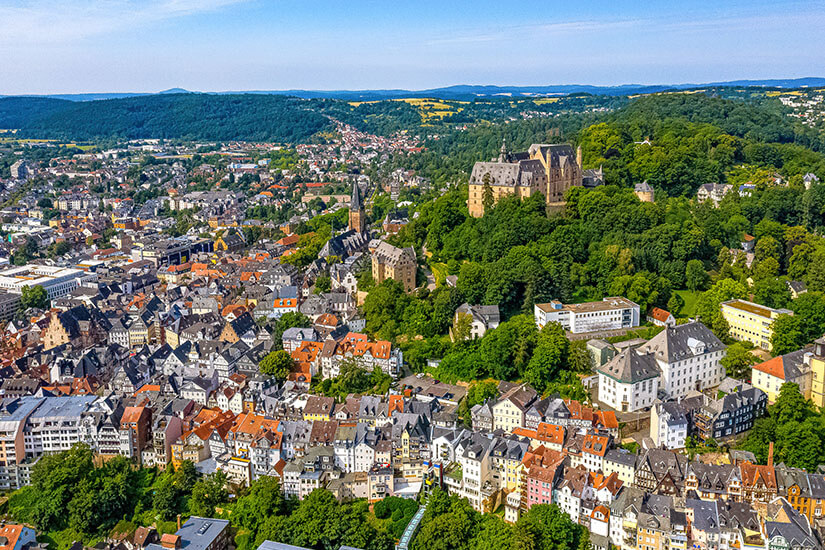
[583,433,610,457]
[388,395,404,416]
[753,355,791,380]
[277,234,300,246]
[222,304,248,318]
[740,461,777,489]
[592,504,611,519]
[535,422,565,445]
[591,471,623,495]
[338,332,392,360]
[0,524,28,550]
[513,427,538,439]
[192,407,227,425]
[165,262,192,273]
[565,399,595,423]
[121,406,146,426]
[649,307,672,322]
[289,361,312,384]
[231,412,279,436]
[272,458,287,477]
[522,444,564,470]
[315,313,339,327]
[135,384,161,395]
[291,340,323,363]
[183,409,236,442]
[594,410,619,430]
[127,293,147,309]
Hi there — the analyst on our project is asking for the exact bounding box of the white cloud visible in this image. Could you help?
[0,0,248,45]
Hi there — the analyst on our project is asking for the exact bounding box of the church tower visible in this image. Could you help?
[349,182,366,233]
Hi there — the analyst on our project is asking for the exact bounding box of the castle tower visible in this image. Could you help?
[349,182,366,233]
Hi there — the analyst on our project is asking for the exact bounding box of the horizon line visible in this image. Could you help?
[2,76,824,97]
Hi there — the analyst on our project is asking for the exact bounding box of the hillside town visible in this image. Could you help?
[0,115,824,550]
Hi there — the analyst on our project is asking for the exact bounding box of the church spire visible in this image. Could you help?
[348,182,365,233]
[498,138,508,163]
[350,182,362,211]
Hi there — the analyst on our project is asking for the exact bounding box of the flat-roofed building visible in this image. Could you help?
[0,265,93,300]
[0,397,45,490]
[721,299,793,352]
[0,291,22,321]
[534,297,640,334]
[24,395,97,457]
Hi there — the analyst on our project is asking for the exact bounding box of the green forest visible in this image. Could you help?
[389,93,825,189]
[5,89,814,151]
[0,93,614,142]
[347,92,825,402]
[0,94,330,142]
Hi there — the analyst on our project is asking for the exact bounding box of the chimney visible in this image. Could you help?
[768,441,774,467]
[576,145,583,168]
[161,534,180,550]
[176,514,181,531]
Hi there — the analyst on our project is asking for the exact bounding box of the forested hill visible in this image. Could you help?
[0,92,614,141]
[0,94,332,142]
[1,89,823,151]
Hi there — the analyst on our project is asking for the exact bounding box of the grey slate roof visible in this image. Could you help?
[597,350,659,384]
[639,321,725,363]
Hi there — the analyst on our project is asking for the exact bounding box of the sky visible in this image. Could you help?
[0,0,823,94]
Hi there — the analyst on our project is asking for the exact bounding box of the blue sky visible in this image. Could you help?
[0,0,822,94]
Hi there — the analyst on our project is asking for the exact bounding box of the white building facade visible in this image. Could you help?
[535,297,641,334]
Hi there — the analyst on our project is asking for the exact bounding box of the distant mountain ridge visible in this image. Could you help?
[3,77,825,102]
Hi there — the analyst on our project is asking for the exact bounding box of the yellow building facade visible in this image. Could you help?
[811,338,825,409]
[720,299,793,352]
[467,142,582,218]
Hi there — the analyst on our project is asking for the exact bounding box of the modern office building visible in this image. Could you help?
[534,297,641,334]
[0,265,93,300]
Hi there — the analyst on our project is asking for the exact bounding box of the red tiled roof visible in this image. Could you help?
[753,356,789,380]
[649,307,672,322]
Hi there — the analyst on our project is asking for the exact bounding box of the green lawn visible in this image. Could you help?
[675,289,701,317]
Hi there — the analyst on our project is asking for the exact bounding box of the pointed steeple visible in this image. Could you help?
[349,182,365,233]
[498,138,508,163]
[350,182,362,211]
